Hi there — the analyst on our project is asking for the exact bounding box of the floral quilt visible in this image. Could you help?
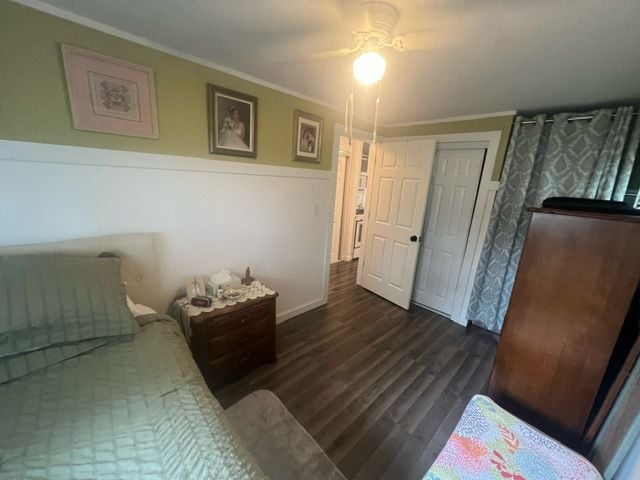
[424,395,602,480]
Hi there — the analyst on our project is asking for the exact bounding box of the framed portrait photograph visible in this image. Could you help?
[61,44,158,138]
[207,84,257,158]
[293,110,323,163]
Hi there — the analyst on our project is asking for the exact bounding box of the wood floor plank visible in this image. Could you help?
[323,355,416,459]
[214,260,498,480]
[379,434,429,480]
[399,350,469,434]
[327,360,425,464]
[385,341,461,423]
[309,350,408,442]
[292,346,405,426]
[407,396,469,480]
[352,424,410,480]
[337,414,397,479]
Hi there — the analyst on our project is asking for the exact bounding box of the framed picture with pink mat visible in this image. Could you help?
[61,44,159,139]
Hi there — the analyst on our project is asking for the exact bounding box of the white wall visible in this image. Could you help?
[0,140,334,323]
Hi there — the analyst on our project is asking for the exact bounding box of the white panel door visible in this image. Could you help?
[357,139,436,309]
[412,148,485,315]
[331,154,347,263]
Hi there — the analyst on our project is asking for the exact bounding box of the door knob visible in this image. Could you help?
[410,235,418,242]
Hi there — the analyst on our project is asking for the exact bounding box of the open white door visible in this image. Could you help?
[357,139,436,309]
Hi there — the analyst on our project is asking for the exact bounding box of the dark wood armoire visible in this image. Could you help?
[487,207,640,452]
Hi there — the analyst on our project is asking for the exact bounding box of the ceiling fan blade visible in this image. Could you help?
[310,47,355,59]
[391,30,460,52]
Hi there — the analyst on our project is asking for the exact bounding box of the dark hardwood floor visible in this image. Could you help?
[215,260,498,480]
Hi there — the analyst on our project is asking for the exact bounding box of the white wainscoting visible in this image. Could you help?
[0,140,334,323]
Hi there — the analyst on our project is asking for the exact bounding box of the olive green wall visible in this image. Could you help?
[383,115,515,180]
[1,2,514,176]
[0,1,349,170]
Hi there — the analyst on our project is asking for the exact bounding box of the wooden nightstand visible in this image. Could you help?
[189,292,278,389]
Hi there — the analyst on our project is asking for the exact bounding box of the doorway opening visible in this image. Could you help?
[330,136,370,265]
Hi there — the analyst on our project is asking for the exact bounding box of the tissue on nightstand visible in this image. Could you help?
[207,269,241,295]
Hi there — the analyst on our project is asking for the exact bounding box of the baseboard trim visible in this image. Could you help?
[276,298,325,324]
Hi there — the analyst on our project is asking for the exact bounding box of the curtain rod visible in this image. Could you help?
[520,112,638,125]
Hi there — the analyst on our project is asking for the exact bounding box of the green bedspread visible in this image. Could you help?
[0,314,266,479]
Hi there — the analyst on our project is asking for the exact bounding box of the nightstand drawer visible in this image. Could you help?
[206,301,271,338]
[185,291,278,389]
[208,314,271,358]
[208,337,274,386]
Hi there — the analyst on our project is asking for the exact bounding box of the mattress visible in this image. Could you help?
[0,314,265,479]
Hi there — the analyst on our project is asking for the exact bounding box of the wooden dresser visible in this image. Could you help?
[189,293,277,389]
[488,208,640,451]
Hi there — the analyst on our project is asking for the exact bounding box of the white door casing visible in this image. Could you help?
[346,129,503,326]
[340,139,364,262]
[357,139,436,309]
[330,154,347,263]
[412,148,485,315]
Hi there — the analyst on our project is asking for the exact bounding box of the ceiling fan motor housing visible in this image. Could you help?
[352,1,399,51]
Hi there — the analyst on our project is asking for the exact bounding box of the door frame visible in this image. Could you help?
[330,152,348,263]
[321,124,373,305]
[324,127,502,327]
[361,130,503,326]
[340,139,364,262]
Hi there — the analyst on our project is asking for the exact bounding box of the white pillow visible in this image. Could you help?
[126,295,138,315]
[134,304,157,316]
[126,295,157,317]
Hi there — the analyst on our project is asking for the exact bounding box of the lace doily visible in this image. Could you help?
[174,281,276,340]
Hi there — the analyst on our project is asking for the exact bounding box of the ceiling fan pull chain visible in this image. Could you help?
[349,80,355,145]
[344,94,350,137]
[345,79,355,145]
[372,78,382,145]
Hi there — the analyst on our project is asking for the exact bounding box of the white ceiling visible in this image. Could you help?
[29,0,640,124]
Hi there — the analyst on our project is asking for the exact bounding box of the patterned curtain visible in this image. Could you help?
[468,107,640,333]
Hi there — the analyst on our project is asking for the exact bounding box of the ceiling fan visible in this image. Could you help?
[315,2,449,142]
[318,2,407,57]
[313,1,447,85]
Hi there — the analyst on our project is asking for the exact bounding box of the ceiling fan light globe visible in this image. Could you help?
[353,52,386,85]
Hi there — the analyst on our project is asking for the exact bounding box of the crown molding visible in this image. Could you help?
[11,0,518,129]
[384,110,517,128]
[11,0,343,113]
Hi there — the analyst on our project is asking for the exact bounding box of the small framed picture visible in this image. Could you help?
[207,84,257,158]
[61,45,158,138]
[293,110,323,163]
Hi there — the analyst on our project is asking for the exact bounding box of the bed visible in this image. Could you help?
[0,311,265,479]
[423,395,603,480]
[0,235,266,479]
[0,234,345,480]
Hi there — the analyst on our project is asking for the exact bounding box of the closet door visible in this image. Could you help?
[412,148,485,316]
